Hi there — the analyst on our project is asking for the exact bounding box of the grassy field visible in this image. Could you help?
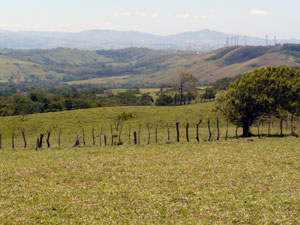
[1,103,300,224]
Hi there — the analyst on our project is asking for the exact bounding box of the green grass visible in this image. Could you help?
[1,103,300,224]
[1,138,300,224]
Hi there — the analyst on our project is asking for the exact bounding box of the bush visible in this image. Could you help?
[155,94,173,106]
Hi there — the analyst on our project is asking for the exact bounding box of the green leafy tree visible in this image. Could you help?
[216,66,300,137]
[155,94,173,106]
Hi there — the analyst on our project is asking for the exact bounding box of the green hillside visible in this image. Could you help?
[1,104,300,224]
[1,45,300,87]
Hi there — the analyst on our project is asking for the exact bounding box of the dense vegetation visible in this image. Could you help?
[0,87,156,116]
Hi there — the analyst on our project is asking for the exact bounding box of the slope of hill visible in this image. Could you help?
[0,45,300,87]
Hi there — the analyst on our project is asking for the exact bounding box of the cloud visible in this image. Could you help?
[250,10,269,16]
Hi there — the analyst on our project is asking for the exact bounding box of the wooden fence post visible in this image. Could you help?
[186,123,189,142]
[207,119,212,141]
[100,127,103,146]
[92,128,95,145]
[82,128,86,145]
[176,122,180,143]
[196,120,202,142]
[22,130,27,149]
[73,135,80,147]
[134,131,137,145]
[166,124,170,143]
[138,125,141,145]
[235,124,239,139]
[155,124,158,144]
[58,129,61,148]
[216,117,220,141]
[147,124,151,145]
[110,125,114,146]
[128,126,131,145]
[118,124,123,144]
[46,131,51,148]
[104,134,107,146]
[12,131,15,149]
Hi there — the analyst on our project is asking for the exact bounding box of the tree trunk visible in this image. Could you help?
[280,118,283,137]
[242,123,251,137]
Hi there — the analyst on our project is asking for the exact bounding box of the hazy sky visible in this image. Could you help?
[0,0,299,39]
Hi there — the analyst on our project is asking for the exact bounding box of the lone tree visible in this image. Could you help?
[216,66,300,137]
[176,71,198,105]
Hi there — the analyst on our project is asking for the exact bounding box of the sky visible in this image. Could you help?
[0,0,299,39]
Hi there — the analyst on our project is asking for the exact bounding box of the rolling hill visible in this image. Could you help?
[0,45,300,87]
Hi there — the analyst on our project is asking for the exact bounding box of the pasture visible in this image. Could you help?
[0,103,300,224]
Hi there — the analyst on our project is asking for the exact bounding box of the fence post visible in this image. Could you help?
[104,134,107,146]
[22,130,27,149]
[196,120,202,142]
[138,125,141,145]
[155,124,158,144]
[92,128,95,145]
[110,125,114,146]
[58,129,61,148]
[176,122,180,143]
[100,127,103,146]
[73,135,80,147]
[46,131,51,148]
[207,119,212,141]
[225,120,229,140]
[82,128,86,145]
[147,123,151,145]
[186,123,189,142]
[12,131,15,149]
[166,124,170,143]
[216,117,220,141]
[134,131,137,145]
[128,125,131,145]
[118,124,123,144]
[235,124,239,139]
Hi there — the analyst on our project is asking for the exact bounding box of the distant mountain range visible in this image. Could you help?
[1,29,300,50]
